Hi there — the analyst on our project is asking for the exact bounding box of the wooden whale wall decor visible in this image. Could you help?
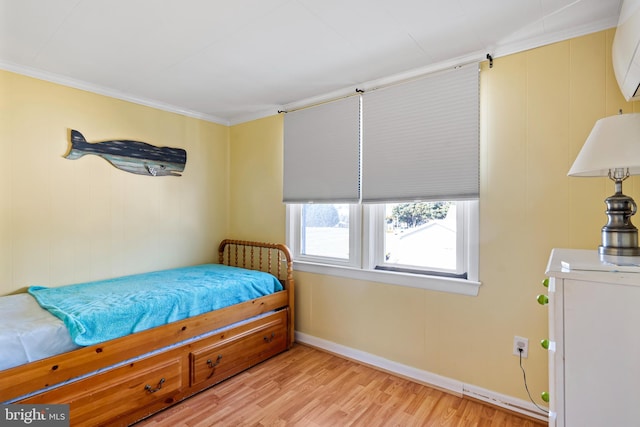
[64,129,187,177]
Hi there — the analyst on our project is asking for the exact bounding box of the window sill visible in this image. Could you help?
[293,260,481,296]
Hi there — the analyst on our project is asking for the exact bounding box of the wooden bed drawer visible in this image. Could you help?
[190,309,288,387]
[21,349,183,426]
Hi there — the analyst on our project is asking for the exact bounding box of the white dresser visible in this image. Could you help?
[545,249,640,427]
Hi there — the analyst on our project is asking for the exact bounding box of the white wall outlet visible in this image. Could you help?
[513,336,529,358]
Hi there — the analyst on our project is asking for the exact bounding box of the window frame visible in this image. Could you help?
[288,203,361,269]
[286,200,480,296]
[368,202,466,277]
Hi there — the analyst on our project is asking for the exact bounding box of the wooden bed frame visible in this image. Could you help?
[0,239,294,426]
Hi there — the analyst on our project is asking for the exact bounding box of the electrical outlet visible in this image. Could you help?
[513,336,528,358]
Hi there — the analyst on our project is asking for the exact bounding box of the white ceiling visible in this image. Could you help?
[0,0,623,125]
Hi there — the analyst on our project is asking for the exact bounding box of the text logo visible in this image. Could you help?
[1,404,69,426]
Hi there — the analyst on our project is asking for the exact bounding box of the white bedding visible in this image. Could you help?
[0,293,80,371]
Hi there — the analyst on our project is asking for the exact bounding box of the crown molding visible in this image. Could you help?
[0,60,230,126]
[490,19,618,59]
[275,20,618,119]
[1,18,618,128]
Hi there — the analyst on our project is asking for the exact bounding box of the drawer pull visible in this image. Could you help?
[540,339,555,352]
[536,294,549,305]
[144,378,165,393]
[264,333,275,343]
[207,355,223,379]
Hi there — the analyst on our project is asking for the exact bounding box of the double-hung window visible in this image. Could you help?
[283,64,481,296]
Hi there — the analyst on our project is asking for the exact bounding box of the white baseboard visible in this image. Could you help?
[462,384,549,422]
[295,332,549,423]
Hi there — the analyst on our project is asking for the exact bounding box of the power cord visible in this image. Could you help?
[518,348,550,415]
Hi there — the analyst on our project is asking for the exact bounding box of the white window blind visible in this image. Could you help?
[361,63,479,202]
[283,96,360,203]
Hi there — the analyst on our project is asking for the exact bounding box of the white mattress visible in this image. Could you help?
[0,293,80,371]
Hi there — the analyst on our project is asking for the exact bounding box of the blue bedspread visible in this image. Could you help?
[28,264,283,346]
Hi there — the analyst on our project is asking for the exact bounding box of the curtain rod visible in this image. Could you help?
[278,54,489,114]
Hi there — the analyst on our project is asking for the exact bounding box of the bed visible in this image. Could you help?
[0,239,294,426]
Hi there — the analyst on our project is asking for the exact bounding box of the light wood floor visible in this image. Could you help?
[136,344,547,427]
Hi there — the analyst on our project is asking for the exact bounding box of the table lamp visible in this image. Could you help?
[568,113,640,257]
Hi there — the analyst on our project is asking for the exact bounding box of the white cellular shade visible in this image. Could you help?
[283,96,360,202]
[361,63,479,202]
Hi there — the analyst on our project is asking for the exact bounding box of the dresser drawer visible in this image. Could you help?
[190,310,288,387]
[21,349,183,426]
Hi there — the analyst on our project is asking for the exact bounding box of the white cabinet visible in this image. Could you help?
[545,249,640,427]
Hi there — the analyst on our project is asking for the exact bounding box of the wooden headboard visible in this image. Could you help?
[218,239,295,347]
[218,239,294,286]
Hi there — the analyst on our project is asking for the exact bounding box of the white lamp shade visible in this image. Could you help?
[568,113,640,177]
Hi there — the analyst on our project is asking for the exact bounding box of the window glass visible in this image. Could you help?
[301,204,350,259]
[381,202,456,272]
[287,200,479,295]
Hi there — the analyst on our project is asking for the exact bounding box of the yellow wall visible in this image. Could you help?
[2,27,639,403]
[228,115,285,242]
[0,71,230,295]
[229,29,640,400]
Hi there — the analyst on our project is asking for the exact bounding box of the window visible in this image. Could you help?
[283,63,481,295]
[300,204,350,260]
[287,200,480,296]
[373,202,465,277]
